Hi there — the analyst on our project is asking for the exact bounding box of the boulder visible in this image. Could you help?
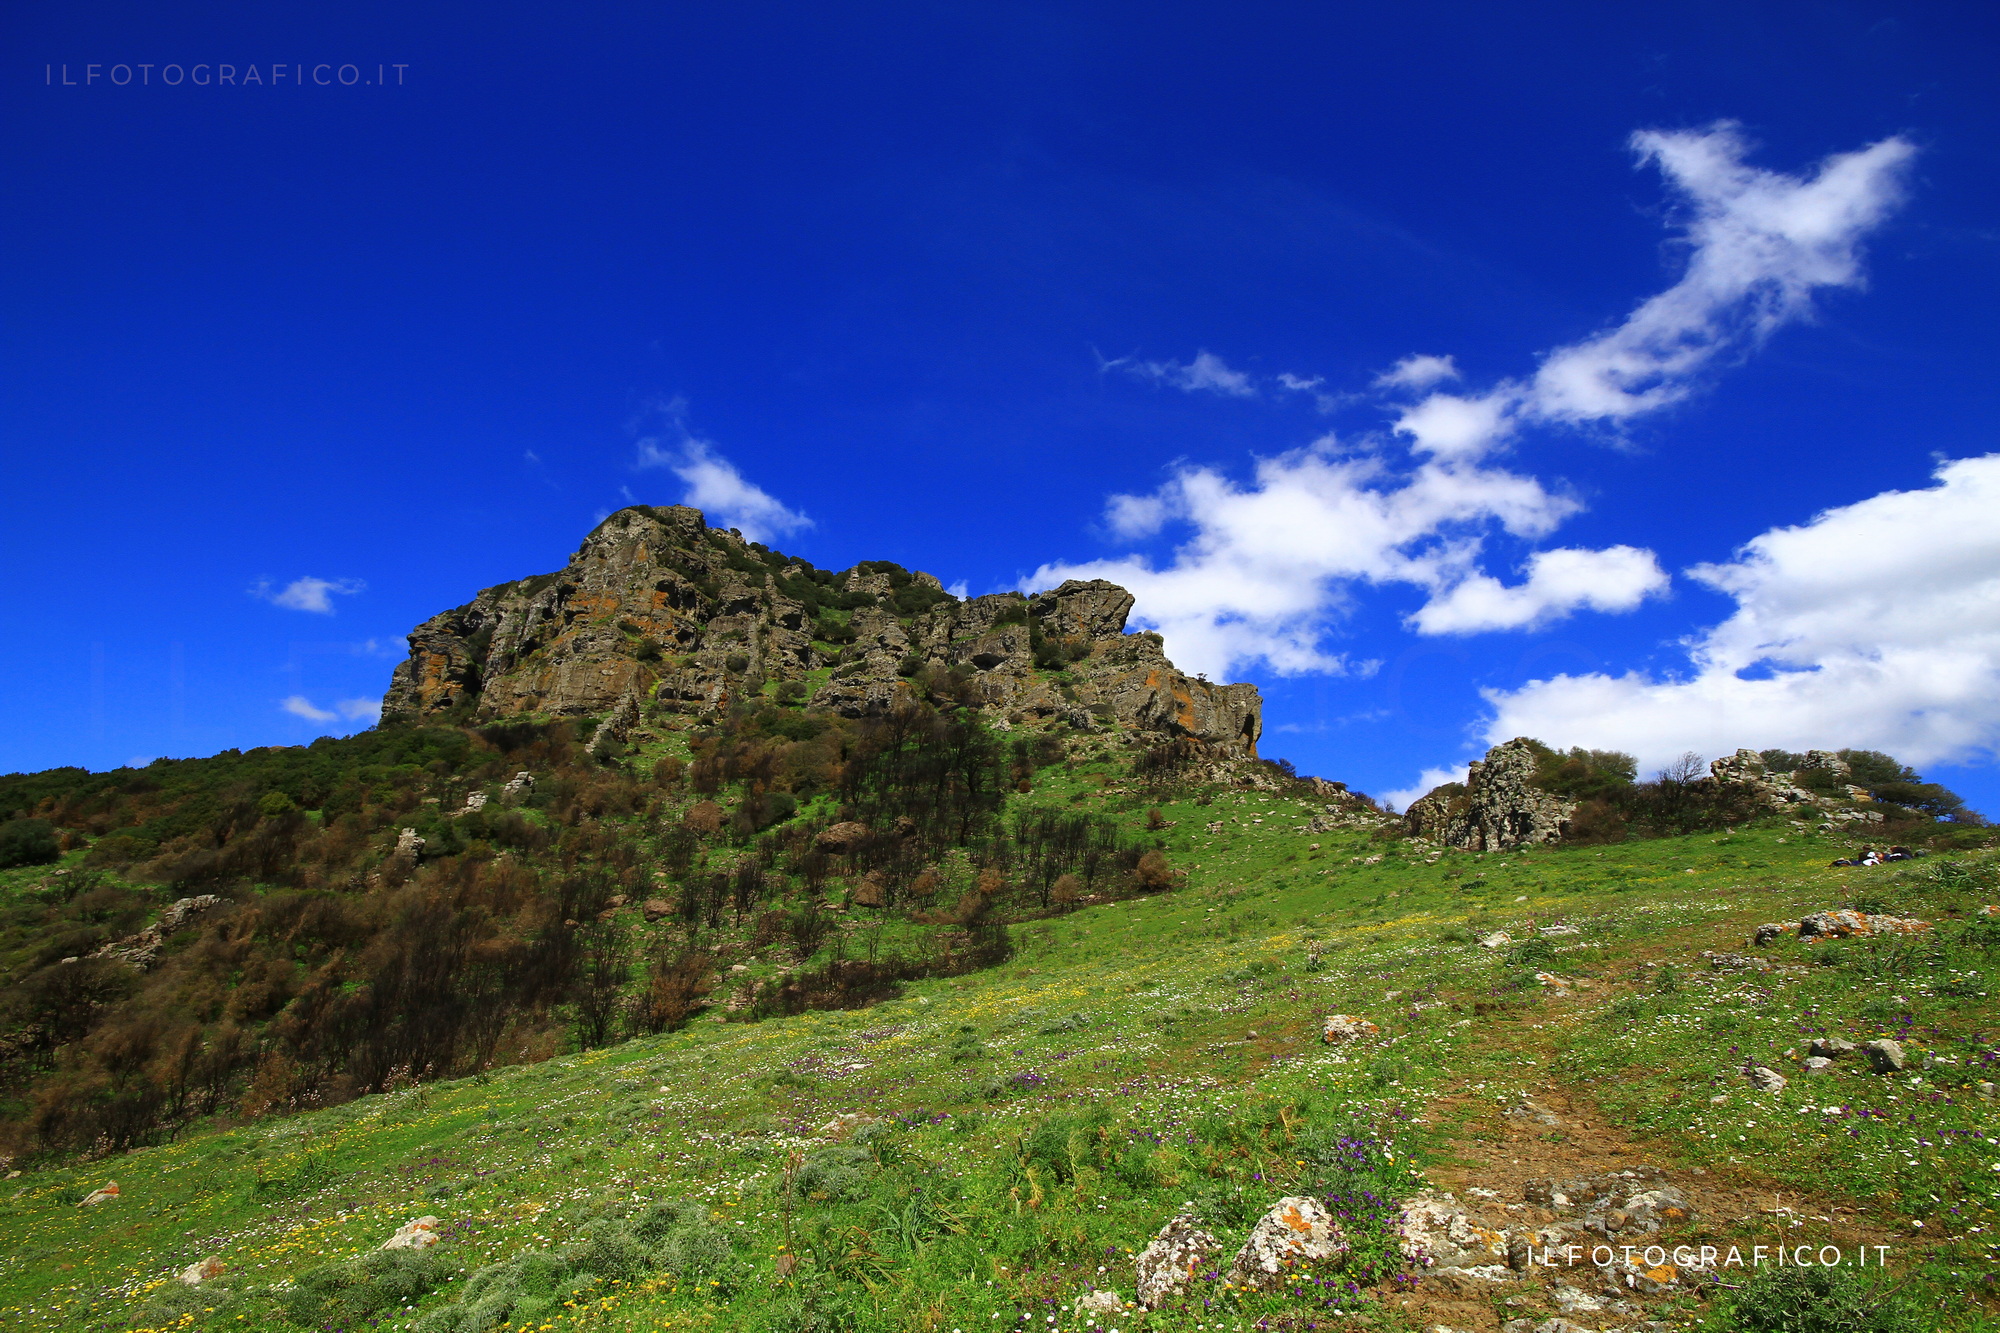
[501,771,536,803]
[90,895,226,970]
[1803,1056,1835,1074]
[814,822,873,855]
[1800,910,1929,940]
[77,1180,119,1207]
[380,1216,441,1250]
[1321,1014,1379,1045]
[395,827,426,860]
[1227,1196,1347,1290]
[1478,931,1513,949]
[642,898,673,922]
[1398,1191,1507,1270]
[1809,1037,1857,1060]
[1135,1212,1222,1308]
[1753,922,1789,947]
[851,872,888,909]
[1709,750,1819,810]
[178,1256,225,1286]
[1404,739,1575,852]
[1863,1039,1908,1073]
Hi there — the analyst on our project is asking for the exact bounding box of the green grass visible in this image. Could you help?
[5,816,1998,1332]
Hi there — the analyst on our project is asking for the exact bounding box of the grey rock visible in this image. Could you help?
[1135,1212,1222,1309]
[1227,1196,1347,1290]
[1864,1039,1908,1073]
[1809,1037,1857,1059]
[1744,1066,1788,1094]
[1753,922,1790,946]
[1404,738,1576,851]
[1802,1056,1836,1074]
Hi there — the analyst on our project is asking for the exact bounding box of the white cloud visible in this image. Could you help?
[336,698,382,722]
[254,576,365,614]
[1485,455,2000,771]
[1380,763,1470,814]
[635,408,812,544]
[1410,545,1670,635]
[1036,126,1913,681]
[281,695,337,722]
[1375,354,1459,391]
[1028,442,1579,678]
[1390,124,1915,462]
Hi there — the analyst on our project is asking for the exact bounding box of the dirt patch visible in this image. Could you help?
[1389,1084,1901,1333]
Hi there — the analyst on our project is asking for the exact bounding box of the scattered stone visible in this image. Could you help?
[641,898,673,922]
[178,1257,225,1286]
[89,895,227,970]
[1321,1013,1379,1045]
[77,1180,119,1207]
[1863,1039,1908,1073]
[816,1112,881,1139]
[1753,922,1789,946]
[395,827,426,859]
[501,771,535,803]
[1744,1066,1788,1094]
[1799,910,1929,940]
[1479,931,1513,949]
[1703,951,1766,971]
[1802,1056,1835,1074]
[1074,1289,1125,1317]
[1538,924,1580,937]
[1977,1081,1996,1099]
[814,821,874,854]
[1135,1212,1222,1308]
[458,791,489,815]
[1398,1191,1508,1269]
[1228,1196,1347,1289]
[380,1216,441,1250]
[851,871,888,908]
[1809,1037,1857,1060]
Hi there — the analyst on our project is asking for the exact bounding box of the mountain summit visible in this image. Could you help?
[383,504,1261,754]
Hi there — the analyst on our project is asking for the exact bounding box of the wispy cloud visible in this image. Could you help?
[634,400,812,544]
[1104,349,1259,397]
[253,576,365,614]
[1039,125,1914,681]
[281,695,381,725]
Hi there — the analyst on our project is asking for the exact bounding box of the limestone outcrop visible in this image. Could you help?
[381,506,1260,755]
[1403,738,1575,851]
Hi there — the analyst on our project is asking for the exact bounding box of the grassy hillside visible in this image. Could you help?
[5,783,1997,1333]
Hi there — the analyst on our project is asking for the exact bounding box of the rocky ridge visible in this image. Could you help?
[381,505,1260,755]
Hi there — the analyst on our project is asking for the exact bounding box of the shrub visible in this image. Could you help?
[1722,1264,1929,1333]
[0,818,60,869]
[283,1247,448,1329]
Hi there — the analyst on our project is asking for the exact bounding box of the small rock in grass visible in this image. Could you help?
[1321,1013,1379,1044]
[1863,1039,1908,1073]
[1135,1212,1222,1308]
[1074,1289,1125,1317]
[1809,1037,1857,1059]
[1479,931,1513,949]
[1745,1066,1788,1093]
[78,1181,119,1207]
[178,1256,225,1286]
[1753,922,1789,946]
[1802,1056,1835,1074]
[1228,1195,1348,1289]
[380,1216,441,1250]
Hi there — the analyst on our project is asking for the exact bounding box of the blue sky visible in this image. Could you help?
[5,2,1999,814]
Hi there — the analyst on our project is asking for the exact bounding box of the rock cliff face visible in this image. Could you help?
[381,505,1261,755]
[1403,738,1575,851]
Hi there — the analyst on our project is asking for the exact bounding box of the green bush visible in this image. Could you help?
[0,818,60,869]
[1720,1264,1929,1333]
[283,1247,448,1329]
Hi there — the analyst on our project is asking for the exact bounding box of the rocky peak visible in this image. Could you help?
[1404,737,1575,851]
[380,506,1261,755]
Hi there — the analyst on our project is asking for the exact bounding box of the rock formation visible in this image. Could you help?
[381,505,1260,754]
[1403,738,1575,851]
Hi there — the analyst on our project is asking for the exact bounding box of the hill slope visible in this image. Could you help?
[4,796,1998,1333]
